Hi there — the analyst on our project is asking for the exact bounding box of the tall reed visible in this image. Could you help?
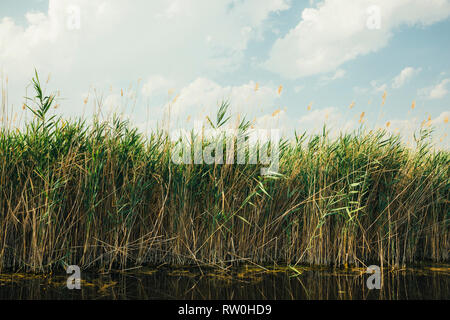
[0,74,448,272]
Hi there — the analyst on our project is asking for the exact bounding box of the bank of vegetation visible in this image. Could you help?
[0,73,448,272]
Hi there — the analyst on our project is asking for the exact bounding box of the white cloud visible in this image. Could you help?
[383,111,449,149]
[157,78,281,130]
[294,85,305,93]
[264,0,450,78]
[255,109,290,131]
[353,86,369,95]
[102,93,122,114]
[431,110,449,125]
[142,75,175,97]
[354,80,387,96]
[370,80,388,93]
[429,80,450,99]
[329,69,346,81]
[0,0,290,116]
[319,69,346,85]
[355,67,420,95]
[298,107,356,137]
[419,78,450,99]
[392,67,421,89]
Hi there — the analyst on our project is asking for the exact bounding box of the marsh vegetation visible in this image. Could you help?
[0,72,448,273]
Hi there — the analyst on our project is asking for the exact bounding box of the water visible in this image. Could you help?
[0,265,448,300]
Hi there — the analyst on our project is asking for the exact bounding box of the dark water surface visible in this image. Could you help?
[0,265,448,300]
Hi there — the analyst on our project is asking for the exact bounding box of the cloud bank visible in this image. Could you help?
[264,0,450,78]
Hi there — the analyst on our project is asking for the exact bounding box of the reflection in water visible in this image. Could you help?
[0,266,448,300]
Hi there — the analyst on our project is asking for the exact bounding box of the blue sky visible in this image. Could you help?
[0,0,448,147]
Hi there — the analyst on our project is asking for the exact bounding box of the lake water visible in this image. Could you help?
[0,265,448,300]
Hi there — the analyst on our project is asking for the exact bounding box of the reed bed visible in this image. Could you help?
[0,74,448,272]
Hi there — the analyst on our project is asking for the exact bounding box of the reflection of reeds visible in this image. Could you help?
[0,267,448,300]
[0,74,448,273]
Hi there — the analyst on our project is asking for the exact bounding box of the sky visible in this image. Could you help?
[0,0,449,148]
